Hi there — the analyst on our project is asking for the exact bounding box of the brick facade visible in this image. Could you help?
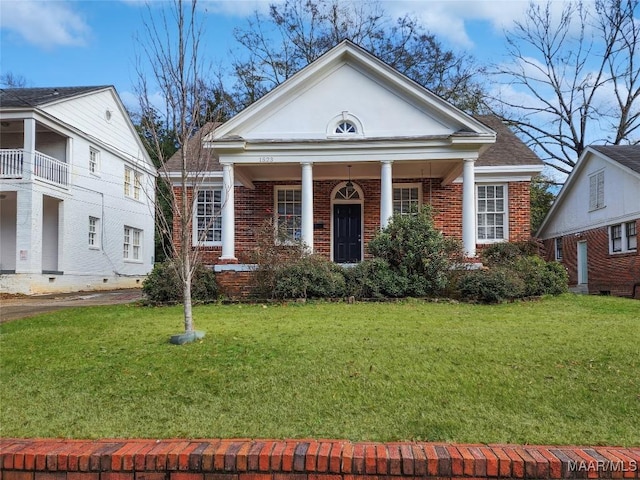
[175,179,532,265]
[174,179,533,297]
[2,438,639,480]
[542,219,640,298]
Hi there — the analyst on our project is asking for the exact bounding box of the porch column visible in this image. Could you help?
[301,162,314,252]
[380,160,393,229]
[462,158,476,257]
[15,189,43,274]
[220,163,236,260]
[23,118,36,181]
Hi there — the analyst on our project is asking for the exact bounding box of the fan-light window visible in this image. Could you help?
[335,121,357,134]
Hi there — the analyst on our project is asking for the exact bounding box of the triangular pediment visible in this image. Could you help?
[210,40,493,143]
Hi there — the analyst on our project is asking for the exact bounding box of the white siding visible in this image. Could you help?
[0,191,17,271]
[541,153,640,237]
[0,87,156,294]
[42,89,150,170]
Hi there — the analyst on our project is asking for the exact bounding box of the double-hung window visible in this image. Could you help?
[477,185,507,241]
[610,221,638,253]
[393,184,420,215]
[555,237,563,260]
[124,226,142,261]
[194,189,222,244]
[89,216,100,248]
[275,187,302,242]
[124,166,142,200]
[89,148,99,174]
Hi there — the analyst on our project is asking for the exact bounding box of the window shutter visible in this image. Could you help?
[597,172,604,208]
[589,174,597,210]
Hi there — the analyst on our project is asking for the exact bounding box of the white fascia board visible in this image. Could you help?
[165,171,223,179]
[451,164,544,184]
[537,213,640,239]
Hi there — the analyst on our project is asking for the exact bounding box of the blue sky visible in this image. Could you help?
[0,0,555,111]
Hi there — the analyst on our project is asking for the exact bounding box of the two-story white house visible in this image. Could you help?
[0,86,156,295]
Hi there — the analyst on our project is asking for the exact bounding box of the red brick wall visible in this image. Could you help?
[173,179,534,297]
[2,438,639,480]
[174,179,530,265]
[542,219,640,298]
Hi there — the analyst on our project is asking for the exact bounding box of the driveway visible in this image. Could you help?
[0,289,143,323]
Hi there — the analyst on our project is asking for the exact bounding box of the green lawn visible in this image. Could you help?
[1,294,639,445]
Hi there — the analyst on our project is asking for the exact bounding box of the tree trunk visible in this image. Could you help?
[183,254,194,333]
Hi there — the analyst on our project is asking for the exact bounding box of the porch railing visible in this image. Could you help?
[34,151,69,187]
[0,149,69,187]
[0,149,23,178]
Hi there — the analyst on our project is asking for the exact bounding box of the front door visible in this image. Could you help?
[577,241,588,285]
[333,204,361,263]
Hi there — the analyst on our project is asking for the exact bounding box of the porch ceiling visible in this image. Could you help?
[236,159,460,183]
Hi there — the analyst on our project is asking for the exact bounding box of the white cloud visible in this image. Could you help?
[199,0,282,17]
[380,0,594,49]
[0,0,90,49]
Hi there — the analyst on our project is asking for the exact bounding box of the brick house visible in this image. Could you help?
[165,41,543,294]
[538,145,640,298]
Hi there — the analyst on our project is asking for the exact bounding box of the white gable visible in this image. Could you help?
[41,88,153,171]
[539,150,640,237]
[236,63,454,140]
[212,41,493,143]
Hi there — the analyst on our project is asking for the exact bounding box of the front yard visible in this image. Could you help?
[0,294,638,445]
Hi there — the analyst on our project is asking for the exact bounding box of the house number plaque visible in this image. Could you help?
[259,156,274,163]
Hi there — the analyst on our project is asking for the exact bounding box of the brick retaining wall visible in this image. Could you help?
[1,439,638,480]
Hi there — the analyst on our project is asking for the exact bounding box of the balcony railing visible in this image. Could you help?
[0,149,69,188]
[0,149,23,178]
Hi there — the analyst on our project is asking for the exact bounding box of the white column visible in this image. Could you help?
[220,163,236,260]
[23,118,36,181]
[15,189,43,274]
[301,162,314,252]
[380,160,393,229]
[462,158,476,257]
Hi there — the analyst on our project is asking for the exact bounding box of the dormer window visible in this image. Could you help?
[335,121,357,134]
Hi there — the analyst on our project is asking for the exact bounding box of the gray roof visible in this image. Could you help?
[164,122,222,173]
[591,145,640,174]
[475,115,543,167]
[0,86,110,108]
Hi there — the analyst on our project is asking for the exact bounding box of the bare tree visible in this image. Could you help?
[1,72,28,88]
[491,0,639,175]
[136,0,219,343]
[229,0,486,113]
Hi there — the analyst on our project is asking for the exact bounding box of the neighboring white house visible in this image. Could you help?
[538,145,640,297]
[0,86,156,295]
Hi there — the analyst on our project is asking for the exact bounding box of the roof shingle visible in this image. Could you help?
[0,86,110,108]
[591,145,640,174]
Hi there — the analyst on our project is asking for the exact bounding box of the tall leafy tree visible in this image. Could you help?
[492,0,639,174]
[229,0,486,113]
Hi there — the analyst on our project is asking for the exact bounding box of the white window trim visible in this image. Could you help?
[588,170,605,211]
[555,237,563,261]
[89,147,100,176]
[124,166,143,201]
[476,183,509,244]
[326,112,365,138]
[609,221,637,254]
[192,187,223,247]
[89,216,100,250]
[123,226,143,263]
[392,182,422,215]
[274,185,302,244]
